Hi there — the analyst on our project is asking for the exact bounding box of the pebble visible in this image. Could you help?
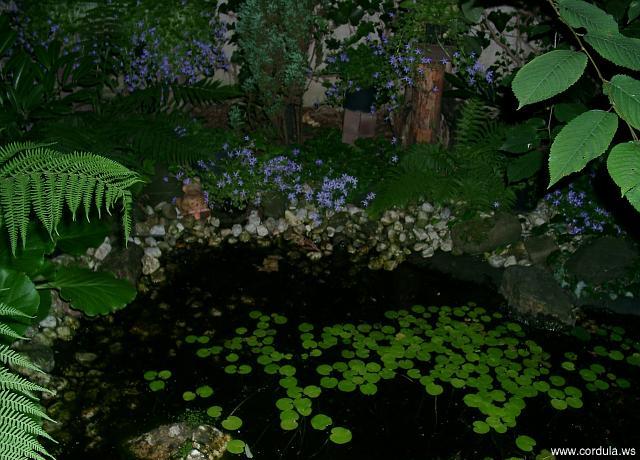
[231,224,243,237]
[144,247,162,258]
[149,225,166,237]
[39,315,57,329]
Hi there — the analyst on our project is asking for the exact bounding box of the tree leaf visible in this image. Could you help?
[512,50,588,108]
[549,110,619,186]
[501,123,541,153]
[585,32,640,71]
[0,268,39,339]
[554,102,588,122]
[629,0,640,23]
[558,0,619,33]
[50,267,136,316]
[607,141,640,196]
[507,151,545,183]
[608,74,640,129]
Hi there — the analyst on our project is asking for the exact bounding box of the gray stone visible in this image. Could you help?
[144,247,162,258]
[161,203,178,220]
[500,266,575,326]
[149,225,166,237]
[231,224,243,237]
[524,235,559,265]
[39,315,57,329]
[125,422,229,460]
[93,240,112,261]
[565,236,639,284]
[75,352,98,365]
[451,213,522,255]
[100,243,144,286]
[142,255,161,275]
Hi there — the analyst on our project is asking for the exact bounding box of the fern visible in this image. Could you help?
[371,99,513,215]
[0,142,141,254]
[0,304,55,460]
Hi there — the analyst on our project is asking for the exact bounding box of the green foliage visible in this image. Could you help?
[236,0,325,143]
[394,0,465,45]
[0,142,141,254]
[0,296,55,460]
[369,99,514,216]
[512,0,640,212]
[46,267,137,316]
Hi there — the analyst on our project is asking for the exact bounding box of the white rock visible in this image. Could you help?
[440,239,453,252]
[231,224,243,237]
[413,228,428,241]
[503,255,517,267]
[145,237,158,247]
[245,223,257,234]
[326,227,336,238]
[39,315,57,329]
[176,223,185,232]
[142,255,161,275]
[144,247,162,258]
[257,225,269,237]
[428,230,439,241]
[248,211,261,226]
[440,207,451,219]
[421,202,434,212]
[488,255,506,268]
[149,225,166,237]
[421,247,435,258]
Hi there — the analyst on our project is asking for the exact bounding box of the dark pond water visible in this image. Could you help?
[50,245,640,459]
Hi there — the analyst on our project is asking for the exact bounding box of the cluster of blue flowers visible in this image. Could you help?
[123,18,228,91]
[171,138,369,221]
[545,184,622,236]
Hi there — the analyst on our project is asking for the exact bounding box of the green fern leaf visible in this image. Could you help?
[0,346,43,374]
[0,391,52,421]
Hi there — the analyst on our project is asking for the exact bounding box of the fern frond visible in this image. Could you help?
[0,143,141,252]
[0,368,52,395]
[0,392,52,422]
[0,408,54,441]
[0,346,42,374]
[0,304,30,319]
[0,324,23,341]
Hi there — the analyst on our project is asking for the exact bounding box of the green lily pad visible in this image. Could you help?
[473,420,490,434]
[206,406,223,418]
[222,416,243,431]
[158,370,172,380]
[311,414,333,430]
[196,385,214,398]
[149,380,165,392]
[329,427,352,445]
[182,391,196,401]
[143,371,157,381]
[303,385,322,398]
[516,435,536,452]
[280,419,298,430]
[227,439,245,455]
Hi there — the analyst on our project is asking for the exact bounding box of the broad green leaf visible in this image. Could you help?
[558,0,619,33]
[462,1,483,23]
[329,427,352,444]
[608,74,640,129]
[554,102,588,122]
[501,123,541,153]
[629,0,640,23]
[607,141,640,195]
[0,225,55,276]
[549,110,619,186]
[0,268,39,339]
[507,151,545,183]
[54,219,112,256]
[512,50,588,108]
[50,267,136,315]
[585,32,640,71]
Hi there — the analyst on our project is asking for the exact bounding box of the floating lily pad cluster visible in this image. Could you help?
[143,369,172,391]
[155,303,639,456]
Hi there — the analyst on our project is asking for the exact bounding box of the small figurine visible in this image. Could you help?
[176,177,210,220]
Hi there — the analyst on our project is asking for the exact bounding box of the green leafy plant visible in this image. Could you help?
[0,142,141,254]
[511,0,640,212]
[0,294,55,459]
[236,0,326,143]
[369,99,515,215]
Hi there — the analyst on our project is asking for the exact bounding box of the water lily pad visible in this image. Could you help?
[320,377,339,389]
[304,385,322,398]
[222,416,243,430]
[359,382,378,395]
[196,385,214,398]
[473,420,490,434]
[143,371,157,381]
[279,365,296,376]
[158,370,172,380]
[206,406,222,418]
[329,427,352,445]
[182,391,196,401]
[516,435,536,452]
[425,382,444,396]
[226,353,239,363]
[338,380,356,392]
[149,380,165,391]
[311,414,333,430]
[317,364,332,375]
[227,439,245,454]
[550,399,567,410]
[238,364,252,375]
[280,419,298,430]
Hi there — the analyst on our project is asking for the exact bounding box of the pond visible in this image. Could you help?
[50,245,640,459]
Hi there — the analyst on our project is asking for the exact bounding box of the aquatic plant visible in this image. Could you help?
[157,300,640,456]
